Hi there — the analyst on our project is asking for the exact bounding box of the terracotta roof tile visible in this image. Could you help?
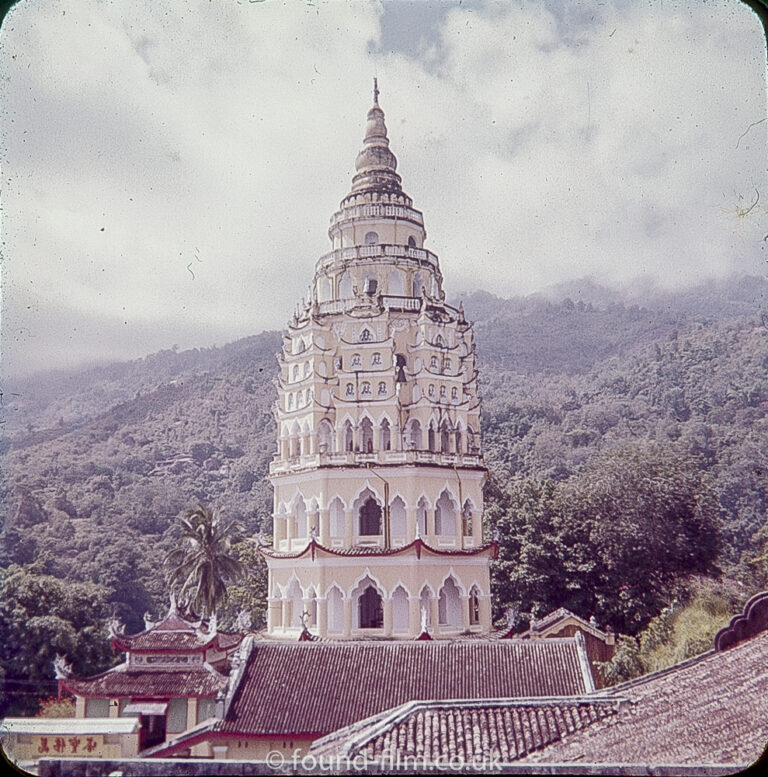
[522,630,768,767]
[218,639,588,737]
[60,665,227,698]
[310,697,619,761]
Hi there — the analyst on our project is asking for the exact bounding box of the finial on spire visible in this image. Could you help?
[373,77,380,106]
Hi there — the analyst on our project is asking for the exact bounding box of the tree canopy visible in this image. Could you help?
[0,564,115,716]
[164,505,244,619]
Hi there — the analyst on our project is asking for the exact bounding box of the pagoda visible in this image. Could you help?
[262,82,495,639]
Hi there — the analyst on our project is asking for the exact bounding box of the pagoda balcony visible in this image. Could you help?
[269,450,482,475]
[315,295,421,316]
[329,202,424,228]
[315,244,439,273]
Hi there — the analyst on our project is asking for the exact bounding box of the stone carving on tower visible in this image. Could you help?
[262,82,495,639]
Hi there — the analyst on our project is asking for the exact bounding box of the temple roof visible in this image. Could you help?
[59,664,227,699]
[216,638,590,737]
[309,697,622,762]
[110,608,242,654]
[521,630,768,767]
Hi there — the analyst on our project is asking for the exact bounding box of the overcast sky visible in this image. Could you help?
[1,0,766,378]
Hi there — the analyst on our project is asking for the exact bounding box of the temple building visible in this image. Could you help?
[262,81,495,639]
[51,604,243,757]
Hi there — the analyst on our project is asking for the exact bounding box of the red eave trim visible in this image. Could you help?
[260,537,497,561]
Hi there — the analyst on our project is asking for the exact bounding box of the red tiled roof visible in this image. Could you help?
[217,639,589,736]
[522,630,768,767]
[260,537,497,561]
[111,610,242,653]
[60,664,227,698]
[310,697,620,762]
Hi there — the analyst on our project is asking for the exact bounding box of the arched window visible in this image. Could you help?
[359,497,382,536]
[440,422,451,453]
[358,586,383,629]
[338,271,353,298]
[351,353,362,369]
[287,579,304,628]
[304,362,311,377]
[345,383,354,398]
[419,586,432,628]
[378,381,387,397]
[407,235,416,248]
[435,490,456,536]
[371,352,382,366]
[467,427,478,454]
[435,334,445,347]
[292,365,299,381]
[388,268,405,296]
[327,586,344,633]
[317,419,334,453]
[392,586,409,632]
[428,422,436,452]
[408,419,422,450]
[329,497,345,538]
[430,355,439,370]
[455,427,462,453]
[287,394,294,410]
[417,497,428,536]
[364,231,379,245]
[469,586,481,626]
[438,577,462,627]
[317,275,332,302]
[428,384,435,398]
[443,357,452,373]
[294,498,307,539]
[462,500,473,536]
[344,420,354,452]
[451,387,458,402]
[361,382,372,398]
[440,385,447,401]
[390,496,406,536]
[380,418,391,450]
[360,417,374,452]
[360,328,373,342]
[413,272,425,297]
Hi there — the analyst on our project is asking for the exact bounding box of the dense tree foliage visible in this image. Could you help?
[0,564,115,716]
[490,445,721,634]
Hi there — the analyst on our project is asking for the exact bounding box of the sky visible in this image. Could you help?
[0,0,766,378]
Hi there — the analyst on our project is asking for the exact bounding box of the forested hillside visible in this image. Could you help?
[1,275,767,707]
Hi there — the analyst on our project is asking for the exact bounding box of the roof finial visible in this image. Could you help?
[373,77,380,106]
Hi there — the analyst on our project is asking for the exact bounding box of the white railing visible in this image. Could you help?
[270,449,483,475]
[315,244,439,271]
[330,204,424,227]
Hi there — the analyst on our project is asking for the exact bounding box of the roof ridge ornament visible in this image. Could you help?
[373,76,380,106]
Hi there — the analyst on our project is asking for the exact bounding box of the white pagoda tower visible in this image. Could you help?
[262,82,495,639]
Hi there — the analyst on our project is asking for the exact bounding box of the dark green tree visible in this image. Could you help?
[488,444,721,635]
[164,505,244,619]
[0,563,115,716]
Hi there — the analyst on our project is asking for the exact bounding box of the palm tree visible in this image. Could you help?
[164,505,244,619]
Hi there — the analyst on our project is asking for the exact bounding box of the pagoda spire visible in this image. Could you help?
[349,80,403,196]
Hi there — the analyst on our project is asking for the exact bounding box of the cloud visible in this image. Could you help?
[0,0,765,377]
